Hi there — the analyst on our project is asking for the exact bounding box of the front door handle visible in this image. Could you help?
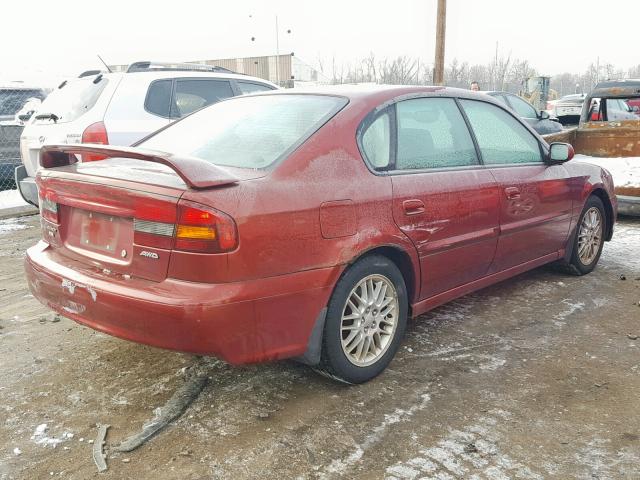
[504,187,521,200]
[402,199,425,216]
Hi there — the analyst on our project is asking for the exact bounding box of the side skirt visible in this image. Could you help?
[411,251,561,318]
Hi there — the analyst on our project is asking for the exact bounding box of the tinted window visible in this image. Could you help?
[171,79,234,117]
[145,79,172,117]
[460,99,542,165]
[361,112,391,169]
[507,95,538,118]
[141,94,346,169]
[32,77,108,124]
[396,97,478,170]
[236,81,274,95]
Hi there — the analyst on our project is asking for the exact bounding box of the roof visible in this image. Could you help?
[256,84,493,104]
[590,79,640,99]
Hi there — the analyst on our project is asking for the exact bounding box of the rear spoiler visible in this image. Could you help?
[39,144,239,190]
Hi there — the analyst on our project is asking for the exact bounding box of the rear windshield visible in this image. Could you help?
[140,94,347,169]
[34,76,109,123]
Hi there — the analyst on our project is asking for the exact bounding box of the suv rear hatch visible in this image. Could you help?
[37,145,249,282]
[21,74,117,177]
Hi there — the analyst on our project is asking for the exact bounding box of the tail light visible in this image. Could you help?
[81,122,109,162]
[39,192,59,223]
[133,200,238,254]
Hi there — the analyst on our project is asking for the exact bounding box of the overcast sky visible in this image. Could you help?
[2,0,637,85]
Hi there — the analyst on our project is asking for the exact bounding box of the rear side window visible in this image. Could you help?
[33,77,108,123]
[236,81,275,95]
[507,95,538,119]
[141,94,347,169]
[171,79,234,117]
[396,97,478,170]
[460,99,542,165]
[145,79,172,117]
[361,112,391,169]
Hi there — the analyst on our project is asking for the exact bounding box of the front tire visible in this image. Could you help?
[566,195,606,275]
[315,255,408,384]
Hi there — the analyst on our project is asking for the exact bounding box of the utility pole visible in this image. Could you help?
[433,0,446,85]
[275,15,280,86]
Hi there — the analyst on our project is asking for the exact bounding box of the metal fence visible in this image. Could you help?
[0,89,44,192]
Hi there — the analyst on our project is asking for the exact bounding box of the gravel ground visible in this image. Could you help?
[1,214,639,480]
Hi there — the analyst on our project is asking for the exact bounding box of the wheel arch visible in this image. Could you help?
[346,244,419,311]
[590,188,614,241]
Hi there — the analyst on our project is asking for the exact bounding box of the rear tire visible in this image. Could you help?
[315,255,408,384]
[564,195,606,276]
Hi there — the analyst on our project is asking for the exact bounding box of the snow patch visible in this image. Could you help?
[321,392,431,477]
[0,189,28,209]
[0,217,30,234]
[574,154,640,189]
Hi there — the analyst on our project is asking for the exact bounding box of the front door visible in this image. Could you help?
[388,97,501,299]
[459,99,573,273]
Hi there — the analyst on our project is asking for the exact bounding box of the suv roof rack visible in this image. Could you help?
[126,61,236,74]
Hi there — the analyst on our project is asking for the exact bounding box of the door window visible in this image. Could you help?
[236,81,275,95]
[460,99,542,165]
[506,95,538,119]
[171,79,234,117]
[395,98,478,170]
[361,111,391,169]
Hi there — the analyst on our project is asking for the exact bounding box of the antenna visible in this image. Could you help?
[97,55,113,73]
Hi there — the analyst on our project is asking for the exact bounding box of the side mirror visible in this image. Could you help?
[548,142,574,163]
[539,110,550,120]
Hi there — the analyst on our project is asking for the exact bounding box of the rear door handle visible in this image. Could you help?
[504,187,521,200]
[402,199,425,216]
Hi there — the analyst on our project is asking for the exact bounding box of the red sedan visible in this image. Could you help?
[25,86,617,384]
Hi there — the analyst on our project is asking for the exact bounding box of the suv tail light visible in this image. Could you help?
[133,200,238,254]
[81,122,109,161]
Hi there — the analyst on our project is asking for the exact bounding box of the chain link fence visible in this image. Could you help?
[0,88,47,192]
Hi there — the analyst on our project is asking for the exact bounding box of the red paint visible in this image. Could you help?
[25,86,617,364]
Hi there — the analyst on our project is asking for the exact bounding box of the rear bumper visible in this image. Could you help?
[15,166,38,206]
[25,242,341,364]
[617,194,640,216]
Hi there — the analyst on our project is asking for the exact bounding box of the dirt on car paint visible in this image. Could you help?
[1,214,639,479]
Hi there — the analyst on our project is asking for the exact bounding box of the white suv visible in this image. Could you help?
[16,61,277,205]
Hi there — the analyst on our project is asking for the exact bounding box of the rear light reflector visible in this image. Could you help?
[132,200,238,254]
[81,122,109,162]
[133,219,175,249]
[39,194,59,223]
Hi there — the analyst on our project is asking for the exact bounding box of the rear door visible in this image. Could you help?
[384,97,501,299]
[459,99,573,273]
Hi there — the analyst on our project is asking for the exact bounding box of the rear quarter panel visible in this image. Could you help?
[180,99,420,297]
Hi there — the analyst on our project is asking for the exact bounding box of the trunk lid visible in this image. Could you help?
[37,145,252,282]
